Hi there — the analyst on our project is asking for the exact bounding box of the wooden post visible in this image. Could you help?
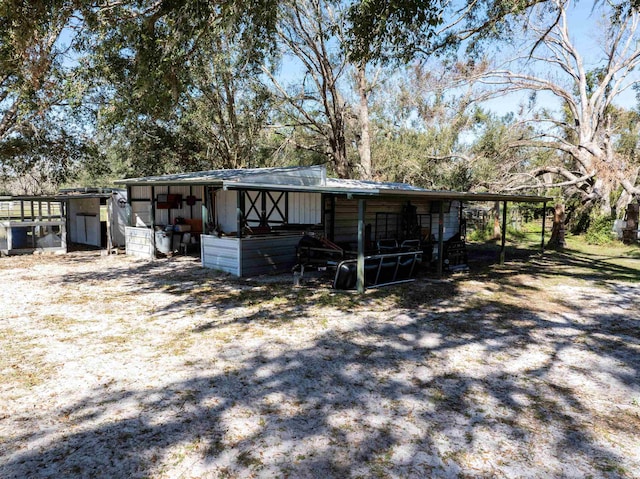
[106,196,113,253]
[202,187,208,234]
[437,201,444,278]
[150,186,156,258]
[499,200,508,265]
[357,198,366,294]
[126,186,132,225]
[540,201,547,252]
[236,190,244,239]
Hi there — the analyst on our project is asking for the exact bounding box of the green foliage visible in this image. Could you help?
[79,0,279,122]
[0,0,87,192]
[584,215,615,245]
[346,0,548,63]
[346,0,443,62]
[2,0,639,200]
[518,220,542,234]
[467,225,490,242]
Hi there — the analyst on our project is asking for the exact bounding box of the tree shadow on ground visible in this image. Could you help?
[4,248,640,477]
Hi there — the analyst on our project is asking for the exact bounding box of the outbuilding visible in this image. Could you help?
[0,189,128,256]
[117,166,551,291]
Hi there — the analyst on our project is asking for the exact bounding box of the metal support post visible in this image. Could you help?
[437,201,444,278]
[357,198,366,294]
[499,200,508,265]
[540,201,547,252]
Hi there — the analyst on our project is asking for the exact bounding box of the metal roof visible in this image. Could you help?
[115,165,326,186]
[117,166,551,203]
[224,181,551,203]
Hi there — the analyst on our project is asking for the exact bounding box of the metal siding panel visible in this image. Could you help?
[240,235,301,276]
[215,190,237,234]
[132,202,152,227]
[131,186,152,200]
[334,197,433,244]
[170,185,190,197]
[288,192,321,225]
[303,193,310,222]
[125,227,154,259]
[201,235,240,275]
[289,193,298,223]
[191,186,204,220]
[313,194,321,223]
[171,185,190,219]
[267,192,285,223]
[429,201,460,241]
[245,191,260,223]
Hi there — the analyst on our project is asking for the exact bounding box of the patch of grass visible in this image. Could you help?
[160,331,194,356]
[40,314,76,330]
[57,290,98,305]
[596,458,628,476]
[236,450,263,470]
[565,235,639,258]
[0,327,55,389]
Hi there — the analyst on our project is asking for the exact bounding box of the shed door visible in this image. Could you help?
[243,191,287,227]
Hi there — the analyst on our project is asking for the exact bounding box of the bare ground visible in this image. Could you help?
[0,249,639,478]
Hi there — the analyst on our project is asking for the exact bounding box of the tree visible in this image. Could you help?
[345,0,550,63]
[79,0,279,122]
[471,0,640,215]
[262,0,355,178]
[0,0,94,192]
[370,62,482,190]
[181,32,275,170]
[73,0,282,179]
[354,61,379,180]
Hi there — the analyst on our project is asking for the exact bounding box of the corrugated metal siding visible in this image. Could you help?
[67,198,100,244]
[289,192,321,224]
[215,190,320,232]
[153,186,169,226]
[138,185,206,226]
[201,235,240,275]
[332,197,460,244]
[167,185,193,221]
[131,185,152,200]
[240,234,302,276]
[190,185,204,220]
[167,185,191,197]
[125,226,154,259]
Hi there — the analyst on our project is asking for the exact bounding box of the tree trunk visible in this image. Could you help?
[492,201,501,240]
[547,204,566,249]
[356,62,372,180]
[622,202,639,244]
[594,178,614,217]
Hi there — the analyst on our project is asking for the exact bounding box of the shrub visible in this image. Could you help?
[467,226,489,242]
[585,215,615,245]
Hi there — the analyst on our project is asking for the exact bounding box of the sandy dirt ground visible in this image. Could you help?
[0,250,639,478]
